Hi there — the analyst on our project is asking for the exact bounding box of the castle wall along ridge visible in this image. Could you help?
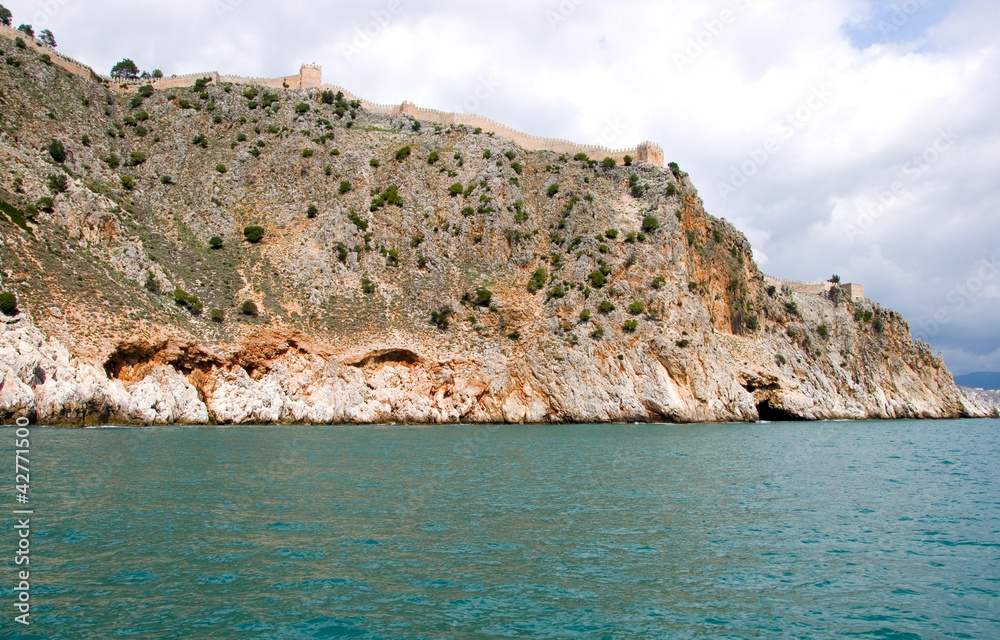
[138,64,665,166]
[0,33,665,168]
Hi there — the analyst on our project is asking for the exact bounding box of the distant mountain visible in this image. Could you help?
[955,372,1000,391]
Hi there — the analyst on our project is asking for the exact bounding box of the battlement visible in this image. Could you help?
[764,275,865,301]
[0,30,665,166]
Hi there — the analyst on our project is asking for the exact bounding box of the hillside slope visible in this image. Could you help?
[0,42,992,424]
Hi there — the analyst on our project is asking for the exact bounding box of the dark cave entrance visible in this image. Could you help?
[756,399,804,422]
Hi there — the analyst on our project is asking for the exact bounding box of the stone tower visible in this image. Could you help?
[636,141,664,166]
[300,64,322,88]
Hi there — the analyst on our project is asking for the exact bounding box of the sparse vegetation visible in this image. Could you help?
[47,139,66,163]
[528,268,547,293]
[243,226,265,243]
[47,174,68,194]
[0,291,17,316]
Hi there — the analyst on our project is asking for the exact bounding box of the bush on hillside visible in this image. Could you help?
[243,226,265,243]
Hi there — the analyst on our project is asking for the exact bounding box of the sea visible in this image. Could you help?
[1,419,998,639]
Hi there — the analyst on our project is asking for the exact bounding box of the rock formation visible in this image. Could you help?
[0,39,993,424]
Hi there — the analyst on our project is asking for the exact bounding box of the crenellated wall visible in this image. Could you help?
[0,24,100,81]
[0,32,664,165]
[764,275,865,301]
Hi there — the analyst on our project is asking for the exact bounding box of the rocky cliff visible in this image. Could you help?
[0,41,992,425]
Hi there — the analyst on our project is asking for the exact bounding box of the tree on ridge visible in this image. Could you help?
[111,59,140,80]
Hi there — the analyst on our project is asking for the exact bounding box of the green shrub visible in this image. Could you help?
[428,150,440,164]
[507,331,520,341]
[574,153,589,162]
[209,236,224,250]
[430,307,452,330]
[744,316,759,332]
[599,244,610,254]
[210,309,224,323]
[192,133,208,148]
[411,235,424,248]
[873,318,885,333]
[370,158,380,168]
[589,271,607,289]
[448,183,463,196]
[547,184,560,197]
[47,174,68,194]
[590,328,604,340]
[628,301,645,315]
[120,175,136,190]
[817,324,830,339]
[243,225,265,243]
[475,287,493,306]
[302,148,314,158]
[47,139,66,163]
[361,278,375,294]
[599,300,614,313]
[307,205,318,219]
[394,146,411,161]
[215,163,227,173]
[602,157,616,168]
[462,206,475,217]
[652,276,666,290]
[241,300,258,316]
[785,301,799,316]
[579,309,591,322]
[642,216,660,233]
[295,102,310,114]
[347,211,368,231]
[321,90,335,104]
[676,339,690,348]
[624,155,633,166]
[0,292,17,316]
[510,161,523,174]
[36,197,55,212]
[527,267,547,293]
[623,319,638,332]
[605,229,619,240]
[339,180,352,194]
[370,185,402,211]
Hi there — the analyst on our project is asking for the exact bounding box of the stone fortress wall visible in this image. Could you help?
[0,30,665,168]
[764,275,865,301]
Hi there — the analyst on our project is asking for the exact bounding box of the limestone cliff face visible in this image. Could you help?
[0,43,993,425]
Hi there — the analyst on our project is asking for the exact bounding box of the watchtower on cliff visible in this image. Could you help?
[300,64,322,88]
[637,141,664,165]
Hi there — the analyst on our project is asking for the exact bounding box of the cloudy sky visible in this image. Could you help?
[5,0,999,375]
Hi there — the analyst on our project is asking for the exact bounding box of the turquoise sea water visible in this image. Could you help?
[1,419,998,639]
